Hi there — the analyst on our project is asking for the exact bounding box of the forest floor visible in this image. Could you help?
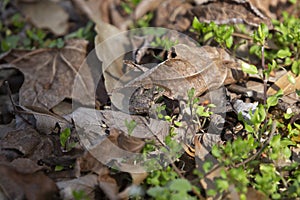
[1,0,300,199]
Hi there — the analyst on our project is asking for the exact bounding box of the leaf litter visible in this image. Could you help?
[0,0,300,199]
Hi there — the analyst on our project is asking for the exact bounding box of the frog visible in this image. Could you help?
[129,86,163,115]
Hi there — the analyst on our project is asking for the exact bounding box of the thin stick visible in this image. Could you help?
[4,81,17,113]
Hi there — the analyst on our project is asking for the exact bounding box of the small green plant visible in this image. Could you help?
[124,10,300,200]
[273,12,300,75]
[150,37,178,51]
[120,0,153,28]
[203,22,300,199]
[147,178,196,200]
[125,119,137,135]
[187,88,215,130]
[254,163,281,199]
[72,190,90,200]
[60,128,76,151]
[192,17,234,48]
[65,21,95,42]
[145,165,199,200]
[120,0,142,14]
[0,5,96,53]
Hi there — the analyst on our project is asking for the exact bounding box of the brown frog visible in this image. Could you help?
[129,86,163,115]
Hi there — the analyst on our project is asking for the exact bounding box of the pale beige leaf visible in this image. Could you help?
[267,71,300,96]
[18,1,68,35]
[73,0,130,93]
[94,24,130,93]
[250,0,289,19]
[134,0,164,20]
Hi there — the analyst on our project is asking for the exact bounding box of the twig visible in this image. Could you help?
[4,81,35,126]
[4,81,17,113]
[232,32,252,40]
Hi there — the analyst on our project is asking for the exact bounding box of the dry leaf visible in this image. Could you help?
[1,128,41,156]
[18,0,69,35]
[110,128,146,153]
[73,0,130,93]
[98,174,119,200]
[154,0,193,31]
[233,99,258,121]
[73,0,106,26]
[71,107,169,171]
[192,0,273,28]
[0,163,58,200]
[194,135,221,193]
[134,0,164,20]
[71,107,169,140]
[17,105,72,134]
[0,40,94,109]
[120,44,245,100]
[57,174,98,200]
[10,158,45,174]
[77,151,109,175]
[267,71,300,96]
[0,127,58,162]
[245,187,268,200]
[250,0,289,19]
[94,25,130,93]
[51,101,73,116]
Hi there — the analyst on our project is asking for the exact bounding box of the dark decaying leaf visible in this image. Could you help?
[0,127,59,162]
[10,158,46,174]
[1,128,41,157]
[120,44,245,100]
[0,164,58,200]
[192,0,273,28]
[0,39,94,109]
